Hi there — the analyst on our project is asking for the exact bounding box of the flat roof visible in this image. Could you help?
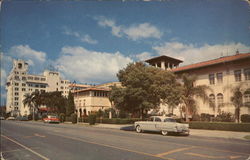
[172,52,250,73]
[74,87,110,93]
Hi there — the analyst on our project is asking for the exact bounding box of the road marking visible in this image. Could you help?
[34,133,46,138]
[156,146,196,157]
[49,132,175,160]
[2,147,40,153]
[1,135,49,160]
[185,152,242,159]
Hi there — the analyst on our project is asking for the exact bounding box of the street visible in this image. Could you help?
[1,120,250,160]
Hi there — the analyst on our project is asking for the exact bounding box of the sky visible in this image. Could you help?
[1,0,250,105]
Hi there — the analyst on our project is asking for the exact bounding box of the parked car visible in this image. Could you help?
[16,116,29,121]
[6,116,16,120]
[0,117,5,120]
[134,116,189,136]
[43,115,60,123]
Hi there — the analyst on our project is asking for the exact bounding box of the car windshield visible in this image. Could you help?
[164,118,176,122]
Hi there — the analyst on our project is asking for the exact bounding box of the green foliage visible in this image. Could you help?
[200,113,213,121]
[65,116,72,122]
[88,114,96,125]
[96,109,104,118]
[214,112,234,122]
[71,113,77,124]
[59,113,66,123]
[189,121,250,132]
[66,91,75,116]
[96,118,141,124]
[181,74,210,121]
[103,108,117,118]
[241,114,250,123]
[110,62,182,118]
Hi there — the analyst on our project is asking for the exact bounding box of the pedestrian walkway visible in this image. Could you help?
[81,123,250,141]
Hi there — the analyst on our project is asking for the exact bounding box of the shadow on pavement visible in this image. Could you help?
[120,125,135,131]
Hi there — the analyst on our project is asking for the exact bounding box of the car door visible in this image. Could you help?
[154,117,163,131]
[143,117,156,131]
[161,118,176,132]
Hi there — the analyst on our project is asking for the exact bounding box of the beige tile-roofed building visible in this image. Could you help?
[146,52,250,118]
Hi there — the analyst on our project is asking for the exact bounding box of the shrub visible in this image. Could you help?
[65,116,72,122]
[189,121,250,132]
[214,112,234,122]
[71,113,77,124]
[200,113,213,121]
[88,114,96,125]
[241,114,250,123]
[192,114,201,121]
[96,118,141,124]
[59,113,66,123]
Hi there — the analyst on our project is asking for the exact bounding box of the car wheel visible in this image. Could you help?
[161,130,168,136]
[136,125,142,133]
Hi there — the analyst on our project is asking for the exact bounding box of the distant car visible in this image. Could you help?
[43,115,60,123]
[6,116,16,120]
[16,116,29,121]
[0,117,5,120]
[134,116,189,136]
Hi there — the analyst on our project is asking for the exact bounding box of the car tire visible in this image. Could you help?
[136,125,142,133]
[161,130,168,136]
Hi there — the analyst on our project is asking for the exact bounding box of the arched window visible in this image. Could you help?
[209,94,215,108]
[244,89,250,104]
[217,93,223,107]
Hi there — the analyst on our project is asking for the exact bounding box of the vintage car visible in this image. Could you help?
[43,115,60,123]
[134,116,189,136]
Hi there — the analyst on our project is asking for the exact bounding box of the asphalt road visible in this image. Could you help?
[1,120,250,160]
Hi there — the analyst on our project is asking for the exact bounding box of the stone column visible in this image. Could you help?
[161,61,166,70]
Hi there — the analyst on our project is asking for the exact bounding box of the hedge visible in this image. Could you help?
[78,118,141,124]
[189,121,250,132]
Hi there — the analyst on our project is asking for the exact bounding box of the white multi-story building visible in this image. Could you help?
[5,59,70,116]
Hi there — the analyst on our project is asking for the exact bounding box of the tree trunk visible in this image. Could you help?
[33,107,35,121]
[185,106,189,122]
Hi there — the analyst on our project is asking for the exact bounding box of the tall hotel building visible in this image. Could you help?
[6,59,70,116]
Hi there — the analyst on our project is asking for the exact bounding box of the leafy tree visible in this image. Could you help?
[110,62,182,119]
[180,74,210,121]
[66,91,75,116]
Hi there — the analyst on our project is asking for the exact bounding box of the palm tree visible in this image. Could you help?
[23,93,36,120]
[181,74,210,121]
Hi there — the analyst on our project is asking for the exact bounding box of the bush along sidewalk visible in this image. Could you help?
[189,121,250,132]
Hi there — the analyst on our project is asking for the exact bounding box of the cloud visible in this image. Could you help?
[134,52,153,61]
[55,46,133,84]
[153,42,250,65]
[95,16,163,41]
[124,23,163,40]
[9,45,47,66]
[63,27,98,44]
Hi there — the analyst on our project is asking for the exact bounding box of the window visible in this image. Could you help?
[22,83,26,87]
[216,73,223,83]
[209,74,215,85]
[155,117,161,122]
[244,89,250,104]
[41,90,45,93]
[22,88,26,91]
[18,63,22,69]
[234,70,241,82]
[15,88,19,91]
[14,102,19,105]
[28,84,32,87]
[34,77,40,80]
[148,117,154,121]
[15,83,19,86]
[164,118,176,122]
[209,94,215,108]
[14,92,19,96]
[35,84,39,88]
[22,77,26,80]
[244,68,250,80]
[217,93,223,107]
[41,78,46,81]
[14,97,19,101]
[28,76,33,80]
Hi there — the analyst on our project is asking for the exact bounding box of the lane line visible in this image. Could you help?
[48,132,175,160]
[156,146,196,157]
[1,135,49,160]
[185,152,243,159]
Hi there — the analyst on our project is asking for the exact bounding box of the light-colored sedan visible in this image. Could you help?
[134,116,189,136]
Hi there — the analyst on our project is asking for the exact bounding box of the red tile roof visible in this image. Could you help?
[172,52,250,73]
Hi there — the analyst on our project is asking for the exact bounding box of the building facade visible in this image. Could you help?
[5,59,70,116]
[146,52,250,118]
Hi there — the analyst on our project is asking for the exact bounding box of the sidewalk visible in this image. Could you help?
[81,123,250,141]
